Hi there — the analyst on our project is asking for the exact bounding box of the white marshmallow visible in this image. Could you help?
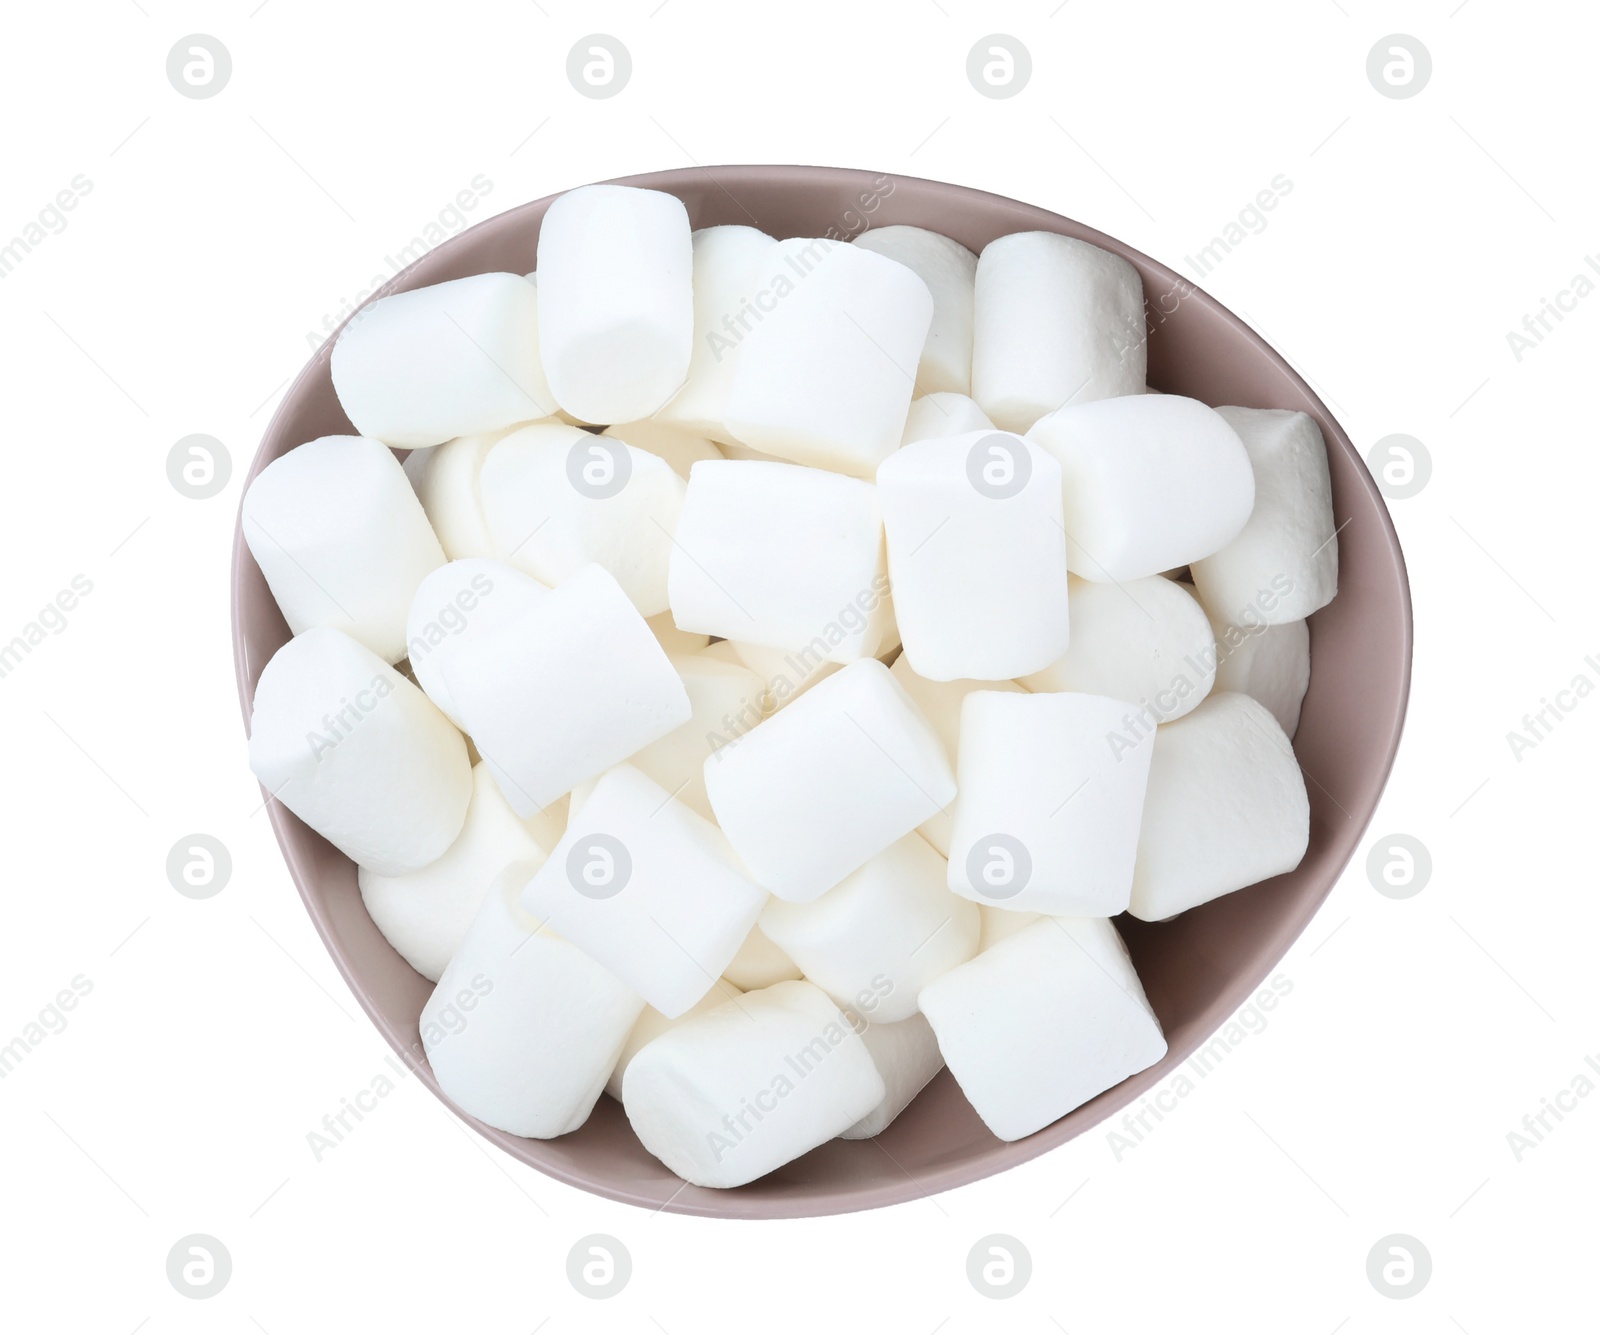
[243,435,446,663]
[919,916,1166,1141]
[888,656,1025,856]
[404,559,550,729]
[668,459,889,661]
[422,864,644,1138]
[841,1013,944,1139]
[247,627,471,876]
[976,904,1041,953]
[632,652,766,821]
[603,418,724,479]
[1022,574,1214,723]
[1209,612,1311,738]
[535,184,694,423]
[654,224,779,439]
[705,660,957,902]
[760,832,979,1023]
[722,920,804,990]
[877,430,1071,681]
[405,425,539,560]
[331,273,554,448]
[521,765,767,1017]
[479,422,686,617]
[1189,407,1338,625]
[604,982,743,1102]
[722,238,933,477]
[853,225,976,395]
[948,691,1153,917]
[358,761,551,981]
[1027,394,1256,582]
[646,610,710,656]
[440,563,691,817]
[901,392,994,445]
[621,979,884,1188]
[971,232,1146,432]
[1130,692,1310,921]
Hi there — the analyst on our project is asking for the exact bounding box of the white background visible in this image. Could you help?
[1,1,1593,1330]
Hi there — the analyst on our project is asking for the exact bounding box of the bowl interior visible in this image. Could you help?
[231,165,1411,1219]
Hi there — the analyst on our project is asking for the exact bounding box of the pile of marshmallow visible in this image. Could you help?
[244,183,1336,1189]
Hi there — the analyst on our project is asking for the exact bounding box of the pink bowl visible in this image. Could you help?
[232,165,1412,1218]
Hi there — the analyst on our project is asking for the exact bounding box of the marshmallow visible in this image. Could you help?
[404,559,550,729]
[901,392,994,445]
[705,660,957,902]
[535,184,693,422]
[723,921,804,990]
[1129,692,1310,921]
[604,982,743,1102]
[948,691,1153,917]
[358,761,551,981]
[760,832,979,1023]
[1189,407,1338,625]
[853,225,976,395]
[621,979,884,1188]
[976,904,1041,953]
[722,238,933,477]
[1021,574,1214,723]
[841,1013,943,1139]
[243,435,446,663]
[405,425,537,560]
[331,273,554,448]
[668,459,889,661]
[877,430,1071,681]
[422,864,644,1138]
[888,656,1025,855]
[646,610,711,656]
[479,422,686,617]
[247,627,471,876]
[723,640,840,712]
[521,765,766,1017]
[920,916,1166,1141]
[1027,394,1256,581]
[632,652,766,821]
[654,224,779,439]
[440,564,691,817]
[603,418,724,479]
[1209,612,1311,738]
[971,232,1146,432]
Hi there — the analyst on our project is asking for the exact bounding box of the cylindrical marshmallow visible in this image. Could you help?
[654,224,779,440]
[1026,394,1255,582]
[853,225,976,395]
[1189,406,1338,625]
[722,238,933,477]
[535,184,694,423]
[247,626,471,876]
[243,435,446,663]
[1022,574,1215,723]
[621,980,885,1188]
[331,273,555,448]
[972,231,1146,432]
[877,430,1071,681]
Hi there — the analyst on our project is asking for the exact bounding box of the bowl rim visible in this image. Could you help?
[231,163,1413,1218]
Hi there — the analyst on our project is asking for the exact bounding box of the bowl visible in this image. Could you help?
[232,165,1412,1219]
